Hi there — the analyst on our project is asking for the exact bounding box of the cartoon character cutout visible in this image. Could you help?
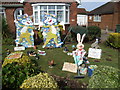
[39,13,63,48]
[14,14,34,48]
[72,33,86,66]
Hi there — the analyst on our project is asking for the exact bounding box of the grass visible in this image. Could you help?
[2,42,119,85]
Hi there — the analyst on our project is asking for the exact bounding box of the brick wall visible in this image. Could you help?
[5,8,16,33]
[88,14,114,30]
[88,2,120,31]
[23,2,33,16]
[70,2,77,26]
[101,14,114,30]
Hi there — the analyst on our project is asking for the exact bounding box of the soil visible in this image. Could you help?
[52,75,88,89]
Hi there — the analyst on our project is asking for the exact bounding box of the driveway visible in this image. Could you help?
[100,30,114,42]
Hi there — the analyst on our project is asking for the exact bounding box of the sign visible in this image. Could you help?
[62,62,77,73]
[88,48,102,59]
[14,46,25,51]
[6,52,23,59]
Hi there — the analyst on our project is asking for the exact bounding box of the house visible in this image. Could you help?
[77,8,89,27]
[1,0,81,34]
[88,1,120,31]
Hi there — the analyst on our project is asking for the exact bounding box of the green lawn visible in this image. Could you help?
[2,43,118,85]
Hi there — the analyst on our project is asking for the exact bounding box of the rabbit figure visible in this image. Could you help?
[72,33,86,66]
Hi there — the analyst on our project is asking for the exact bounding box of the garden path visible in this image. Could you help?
[100,29,114,42]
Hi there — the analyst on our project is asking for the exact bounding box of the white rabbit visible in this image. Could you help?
[72,33,86,66]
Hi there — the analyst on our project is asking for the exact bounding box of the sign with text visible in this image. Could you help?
[14,46,25,51]
[62,62,77,73]
[88,48,102,59]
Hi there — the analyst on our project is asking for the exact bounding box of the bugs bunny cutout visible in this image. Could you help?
[72,33,86,66]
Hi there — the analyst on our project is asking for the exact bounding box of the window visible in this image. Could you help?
[32,3,70,25]
[0,7,6,18]
[93,15,101,22]
[14,8,24,20]
[89,16,92,20]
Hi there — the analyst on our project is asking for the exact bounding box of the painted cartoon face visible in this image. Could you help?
[43,14,57,25]
[17,14,33,25]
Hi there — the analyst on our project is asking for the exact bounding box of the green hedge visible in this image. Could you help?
[2,18,14,45]
[20,73,58,88]
[106,33,120,48]
[88,65,119,88]
[68,26,88,34]
[87,26,101,41]
[2,54,41,88]
[67,26,88,42]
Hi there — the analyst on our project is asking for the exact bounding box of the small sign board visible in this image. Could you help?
[88,48,102,59]
[62,62,77,73]
[14,46,25,51]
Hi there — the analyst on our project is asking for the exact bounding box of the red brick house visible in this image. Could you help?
[88,1,120,31]
[1,0,80,33]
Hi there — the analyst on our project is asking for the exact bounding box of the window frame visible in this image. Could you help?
[0,7,6,18]
[93,15,101,22]
[32,3,70,25]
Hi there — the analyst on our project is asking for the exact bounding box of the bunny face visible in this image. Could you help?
[77,43,84,49]
[76,33,86,49]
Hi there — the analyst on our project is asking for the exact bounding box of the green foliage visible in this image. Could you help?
[106,33,120,48]
[2,52,30,67]
[2,18,14,45]
[88,65,119,88]
[87,26,101,41]
[20,73,58,88]
[68,26,88,34]
[67,26,88,42]
[2,60,41,89]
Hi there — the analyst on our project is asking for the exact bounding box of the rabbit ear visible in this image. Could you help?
[77,33,81,43]
[81,34,86,43]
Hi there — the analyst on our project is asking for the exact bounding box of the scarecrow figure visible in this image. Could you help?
[14,14,34,48]
[39,13,63,48]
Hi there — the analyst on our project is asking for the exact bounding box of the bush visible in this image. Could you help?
[2,52,30,67]
[67,26,88,42]
[68,26,88,34]
[106,33,120,49]
[2,53,41,88]
[87,26,101,41]
[2,18,14,45]
[20,73,58,88]
[88,65,119,88]
[2,60,41,88]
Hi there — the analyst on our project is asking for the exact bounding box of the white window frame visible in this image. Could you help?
[32,3,70,25]
[0,7,6,18]
[93,15,101,22]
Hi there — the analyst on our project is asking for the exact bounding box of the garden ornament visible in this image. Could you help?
[39,13,63,48]
[6,49,11,55]
[63,47,69,53]
[91,38,100,49]
[72,33,86,66]
[14,14,34,48]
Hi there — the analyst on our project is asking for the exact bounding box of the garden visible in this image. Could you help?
[1,16,120,89]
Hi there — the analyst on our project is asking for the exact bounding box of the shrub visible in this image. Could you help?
[2,52,30,67]
[2,18,14,45]
[87,26,101,41]
[20,73,58,88]
[88,65,119,88]
[2,60,41,88]
[106,33,120,49]
[67,26,88,42]
[68,26,88,34]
